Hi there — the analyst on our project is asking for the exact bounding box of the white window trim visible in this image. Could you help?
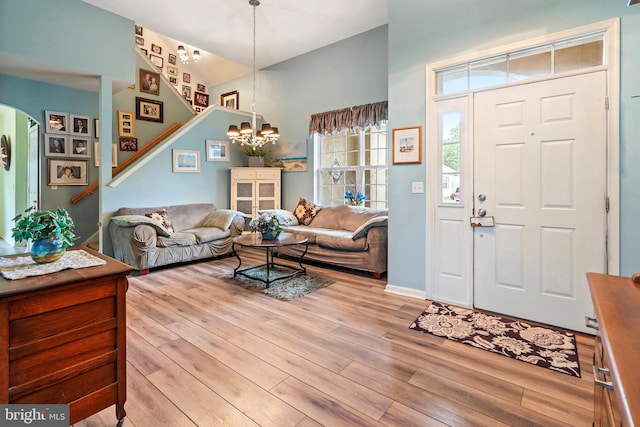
[314,127,388,207]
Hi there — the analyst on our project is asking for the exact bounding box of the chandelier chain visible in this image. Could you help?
[226,0,279,149]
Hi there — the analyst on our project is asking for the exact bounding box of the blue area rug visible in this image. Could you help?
[223,265,334,301]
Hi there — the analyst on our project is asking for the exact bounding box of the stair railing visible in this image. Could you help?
[71,122,182,204]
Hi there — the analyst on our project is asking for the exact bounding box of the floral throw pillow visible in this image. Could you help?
[145,209,175,234]
[293,197,321,226]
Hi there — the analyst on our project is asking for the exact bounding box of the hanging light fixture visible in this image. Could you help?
[227,0,279,149]
[177,45,200,63]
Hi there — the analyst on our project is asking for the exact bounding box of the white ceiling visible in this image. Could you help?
[84,0,389,69]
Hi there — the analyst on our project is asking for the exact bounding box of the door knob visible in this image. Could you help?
[478,209,487,217]
[478,194,486,202]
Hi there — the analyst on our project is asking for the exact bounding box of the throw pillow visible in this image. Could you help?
[293,197,321,226]
[202,209,239,231]
[145,209,175,234]
[351,216,388,240]
[257,209,299,226]
[110,214,173,237]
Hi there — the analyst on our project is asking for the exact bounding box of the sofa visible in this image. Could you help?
[268,202,388,278]
[108,203,244,273]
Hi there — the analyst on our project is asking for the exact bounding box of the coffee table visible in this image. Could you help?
[232,232,309,288]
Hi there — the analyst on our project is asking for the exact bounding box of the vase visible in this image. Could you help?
[30,236,65,264]
[248,156,265,167]
[261,231,281,240]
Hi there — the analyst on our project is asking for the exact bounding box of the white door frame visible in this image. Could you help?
[425,18,620,305]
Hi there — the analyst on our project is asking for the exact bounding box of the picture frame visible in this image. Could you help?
[118,110,135,137]
[139,48,148,57]
[119,137,138,151]
[44,134,68,157]
[135,36,144,46]
[70,114,91,136]
[48,159,88,186]
[392,126,422,164]
[221,91,239,109]
[167,66,178,77]
[182,85,192,99]
[45,111,69,134]
[172,149,200,173]
[94,142,118,167]
[169,77,178,85]
[168,53,177,65]
[151,44,162,54]
[135,25,143,36]
[70,137,91,158]
[183,72,191,83]
[94,118,100,139]
[197,83,206,92]
[205,140,229,162]
[194,91,209,107]
[135,97,163,123]
[150,54,163,69]
[139,68,160,96]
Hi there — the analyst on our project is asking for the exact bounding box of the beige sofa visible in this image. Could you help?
[271,204,388,278]
[108,203,244,273]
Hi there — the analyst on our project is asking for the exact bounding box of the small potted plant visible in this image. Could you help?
[249,212,291,240]
[11,207,77,263]
[240,144,269,167]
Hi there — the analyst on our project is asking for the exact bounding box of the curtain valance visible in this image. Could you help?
[308,101,387,135]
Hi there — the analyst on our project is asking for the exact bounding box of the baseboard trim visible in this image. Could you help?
[384,284,426,300]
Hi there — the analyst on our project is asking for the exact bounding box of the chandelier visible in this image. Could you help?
[227,0,279,149]
[177,45,200,63]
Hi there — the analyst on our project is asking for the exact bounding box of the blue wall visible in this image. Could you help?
[0,74,100,241]
[387,0,640,290]
[0,0,134,83]
[212,26,389,210]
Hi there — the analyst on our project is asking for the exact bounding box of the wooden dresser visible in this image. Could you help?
[587,272,640,427]
[0,247,133,425]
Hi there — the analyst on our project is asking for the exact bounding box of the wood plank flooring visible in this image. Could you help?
[74,249,595,426]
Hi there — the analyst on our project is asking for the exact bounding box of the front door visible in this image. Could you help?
[473,71,607,332]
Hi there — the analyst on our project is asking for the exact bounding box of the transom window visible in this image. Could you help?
[436,33,604,95]
[316,124,388,208]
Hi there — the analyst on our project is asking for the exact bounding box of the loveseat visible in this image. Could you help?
[268,201,388,278]
[108,203,244,273]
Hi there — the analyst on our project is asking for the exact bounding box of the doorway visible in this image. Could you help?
[0,105,40,253]
[473,72,607,332]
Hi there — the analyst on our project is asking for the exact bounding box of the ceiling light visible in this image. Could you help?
[177,44,200,63]
[227,0,279,149]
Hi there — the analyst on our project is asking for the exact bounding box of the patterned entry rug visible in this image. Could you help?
[409,301,581,377]
[222,265,334,301]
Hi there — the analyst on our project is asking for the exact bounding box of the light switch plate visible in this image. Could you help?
[411,181,424,193]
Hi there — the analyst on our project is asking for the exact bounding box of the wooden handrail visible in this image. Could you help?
[71,122,182,204]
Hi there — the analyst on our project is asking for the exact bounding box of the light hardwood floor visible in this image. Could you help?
[75,249,595,427]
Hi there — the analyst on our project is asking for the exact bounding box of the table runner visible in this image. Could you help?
[0,249,107,280]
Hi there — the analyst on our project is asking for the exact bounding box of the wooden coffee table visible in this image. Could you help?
[232,232,308,288]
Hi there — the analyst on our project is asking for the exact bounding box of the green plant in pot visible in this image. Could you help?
[11,207,77,263]
[240,144,269,167]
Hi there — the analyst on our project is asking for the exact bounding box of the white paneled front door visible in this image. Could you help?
[473,71,607,332]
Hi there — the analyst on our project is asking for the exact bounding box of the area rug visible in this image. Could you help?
[221,266,334,301]
[409,301,581,377]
